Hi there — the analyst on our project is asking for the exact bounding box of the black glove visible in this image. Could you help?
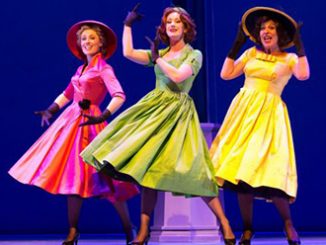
[293,22,306,57]
[34,102,60,127]
[124,3,144,27]
[145,35,160,63]
[79,109,111,126]
[227,22,248,59]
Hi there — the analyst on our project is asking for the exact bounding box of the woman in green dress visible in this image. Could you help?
[81,5,235,245]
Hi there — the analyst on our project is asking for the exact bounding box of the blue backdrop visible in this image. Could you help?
[1,0,325,235]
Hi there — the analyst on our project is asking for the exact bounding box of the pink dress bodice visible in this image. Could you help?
[64,53,125,106]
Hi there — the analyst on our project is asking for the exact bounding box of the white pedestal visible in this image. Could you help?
[150,123,223,243]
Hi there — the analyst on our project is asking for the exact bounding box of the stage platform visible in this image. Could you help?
[1,233,326,244]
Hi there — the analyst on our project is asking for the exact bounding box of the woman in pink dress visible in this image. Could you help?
[8,20,139,245]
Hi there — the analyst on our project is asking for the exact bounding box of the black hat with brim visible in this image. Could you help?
[241,7,298,49]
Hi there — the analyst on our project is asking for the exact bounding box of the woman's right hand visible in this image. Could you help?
[122,3,150,65]
[124,3,143,27]
[34,103,60,127]
[227,22,248,59]
[234,22,248,45]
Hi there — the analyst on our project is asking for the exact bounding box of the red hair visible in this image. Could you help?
[157,7,197,45]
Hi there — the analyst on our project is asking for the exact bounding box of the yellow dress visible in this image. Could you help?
[210,47,299,199]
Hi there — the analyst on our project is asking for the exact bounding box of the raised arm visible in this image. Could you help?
[122,3,150,65]
[220,58,246,80]
[220,23,248,80]
[292,23,310,81]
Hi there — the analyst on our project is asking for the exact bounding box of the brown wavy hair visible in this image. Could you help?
[76,24,108,57]
[157,7,196,45]
[252,16,291,50]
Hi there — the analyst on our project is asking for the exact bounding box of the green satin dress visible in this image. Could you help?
[81,44,218,197]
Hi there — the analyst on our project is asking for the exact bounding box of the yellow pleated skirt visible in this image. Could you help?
[210,87,297,199]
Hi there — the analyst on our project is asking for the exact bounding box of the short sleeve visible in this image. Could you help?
[287,53,299,69]
[101,65,126,100]
[63,82,74,100]
[183,49,203,76]
[238,47,256,64]
[145,49,154,67]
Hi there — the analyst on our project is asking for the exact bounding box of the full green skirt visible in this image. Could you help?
[81,89,218,197]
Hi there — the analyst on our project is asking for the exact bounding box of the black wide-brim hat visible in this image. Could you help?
[241,7,298,49]
[66,20,117,60]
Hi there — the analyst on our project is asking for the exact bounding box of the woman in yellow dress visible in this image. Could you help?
[210,7,310,245]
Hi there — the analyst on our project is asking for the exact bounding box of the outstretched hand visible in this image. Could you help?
[145,35,160,63]
[34,110,53,127]
[34,102,60,127]
[124,3,144,27]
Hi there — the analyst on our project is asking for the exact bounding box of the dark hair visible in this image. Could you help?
[76,24,108,57]
[252,16,291,49]
[157,7,196,45]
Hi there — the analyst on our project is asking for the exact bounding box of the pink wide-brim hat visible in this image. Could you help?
[66,20,117,60]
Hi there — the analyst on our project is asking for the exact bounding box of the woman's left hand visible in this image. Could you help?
[293,22,306,57]
[79,109,111,126]
[145,35,160,63]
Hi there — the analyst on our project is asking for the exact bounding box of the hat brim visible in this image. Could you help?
[66,20,117,60]
[241,7,298,49]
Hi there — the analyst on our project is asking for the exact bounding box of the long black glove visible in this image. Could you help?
[293,22,306,57]
[79,109,111,126]
[34,102,60,127]
[227,23,248,59]
[124,3,144,27]
[145,35,160,63]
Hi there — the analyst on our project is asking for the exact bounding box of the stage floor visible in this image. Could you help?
[1,233,326,244]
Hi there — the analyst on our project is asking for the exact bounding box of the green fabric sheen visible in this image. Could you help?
[81,44,218,197]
